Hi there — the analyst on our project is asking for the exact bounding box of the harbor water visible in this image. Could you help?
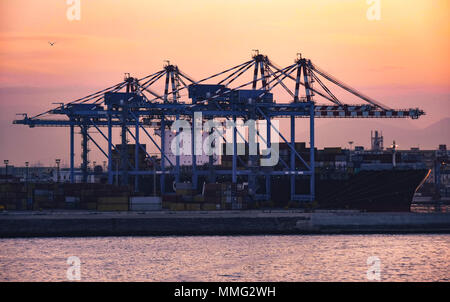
[0,234,448,282]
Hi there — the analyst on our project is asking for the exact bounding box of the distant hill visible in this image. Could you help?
[293,118,450,150]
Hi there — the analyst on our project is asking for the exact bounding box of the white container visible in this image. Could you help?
[130,196,161,204]
[130,196,161,211]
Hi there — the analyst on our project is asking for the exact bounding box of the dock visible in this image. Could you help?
[0,210,449,237]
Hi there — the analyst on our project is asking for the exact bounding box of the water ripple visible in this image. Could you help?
[0,234,448,282]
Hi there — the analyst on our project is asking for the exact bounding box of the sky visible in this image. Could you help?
[0,0,449,167]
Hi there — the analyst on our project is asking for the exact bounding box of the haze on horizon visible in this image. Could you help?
[0,0,449,168]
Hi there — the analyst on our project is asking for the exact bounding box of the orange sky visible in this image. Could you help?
[0,0,449,166]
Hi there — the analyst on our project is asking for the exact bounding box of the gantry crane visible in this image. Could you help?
[13,52,424,202]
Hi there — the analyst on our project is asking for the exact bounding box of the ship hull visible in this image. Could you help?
[269,169,429,212]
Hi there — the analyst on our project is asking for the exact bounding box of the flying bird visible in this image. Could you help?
[48,41,55,46]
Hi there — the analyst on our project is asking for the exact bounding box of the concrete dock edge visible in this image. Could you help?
[0,211,449,237]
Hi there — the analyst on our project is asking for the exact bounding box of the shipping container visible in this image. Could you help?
[98,196,129,205]
[130,196,161,211]
[201,203,218,211]
[65,196,80,203]
[169,203,186,211]
[130,203,161,211]
[193,195,204,202]
[130,196,161,204]
[185,203,201,211]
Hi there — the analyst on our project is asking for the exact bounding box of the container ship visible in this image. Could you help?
[211,137,430,212]
[267,169,429,212]
[200,167,429,212]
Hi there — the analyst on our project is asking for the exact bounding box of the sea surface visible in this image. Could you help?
[0,235,448,282]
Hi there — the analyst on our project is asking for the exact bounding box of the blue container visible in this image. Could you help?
[188,84,229,101]
[230,89,273,103]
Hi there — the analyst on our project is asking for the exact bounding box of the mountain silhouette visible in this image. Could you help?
[292,117,450,150]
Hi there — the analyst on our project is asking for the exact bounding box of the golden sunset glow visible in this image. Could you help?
[0,0,449,165]
[1,0,448,87]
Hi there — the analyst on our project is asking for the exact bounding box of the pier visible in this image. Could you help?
[0,210,449,237]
